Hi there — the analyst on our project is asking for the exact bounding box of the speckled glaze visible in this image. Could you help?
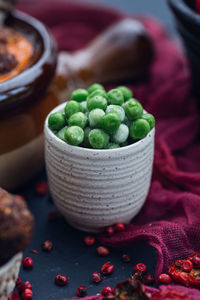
[0,253,22,300]
[44,103,155,232]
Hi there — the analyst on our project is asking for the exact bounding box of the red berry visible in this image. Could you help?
[158,273,171,284]
[18,281,33,293]
[42,240,53,252]
[175,260,183,267]
[192,255,200,267]
[115,222,125,232]
[92,272,102,283]
[182,260,193,272]
[84,235,95,246]
[36,181,48,195]
[8,292,19,300]
[77,285,87,297]
[54,274,68,286]
[122,254,131,263]
[101,261,114,275]
[105,226,114,237]
[16,277,21,285]
[23,257,33,269]
[134,263,147,274]
[101,286,114,296]
[97,246,109,256]
[22,289,33,300]
[143,274,154,285]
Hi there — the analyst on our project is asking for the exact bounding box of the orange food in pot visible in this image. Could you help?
[0,27,33,82]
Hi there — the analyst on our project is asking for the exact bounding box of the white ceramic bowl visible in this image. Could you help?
[44,103,155,232]
[0,253,22,300]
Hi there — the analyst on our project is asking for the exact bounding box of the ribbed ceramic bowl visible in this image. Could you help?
[0,253,22,300]
[44,103,155,232]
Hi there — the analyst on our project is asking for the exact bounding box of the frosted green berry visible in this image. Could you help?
[87,89,108,100]
[89,129,109,149]
[56,126,68,141]
[117,86,133,101]
[100,112,121,134]
[107,88,124,106]
[87,95,107,111]
[141,113,155,129]
[64,126,84,146]
[48,112,66,131]
[106,105,125,121]
[89,108,105,128]
[112,124,129,144]
[106,143,120,149]
[68,112,88,129]
[71,88,88,102]
[64,100,83,119]
[130,119,150,140]
[124,99,143,120]
[88,83,105,94]
[80,101,87,112]
[82,127,92,148]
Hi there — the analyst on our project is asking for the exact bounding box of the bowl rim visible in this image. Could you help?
[0,252,22,276]
[44,102,155,155]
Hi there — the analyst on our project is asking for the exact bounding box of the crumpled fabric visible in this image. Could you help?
[18,0,200,298]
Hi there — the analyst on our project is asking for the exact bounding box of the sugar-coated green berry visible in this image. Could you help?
[68,112,88,129]
[141,113,155,130]
[64,126,84,146]
[117,86,133,101]
[130,119,150,140]
[124,99,143,120]
[64,101,83,119]
[107,88,124,106]
[48,112,66,131]
[87,89,108,100]
[82,127,91,148]
[106,143,120,149]
[71,88,88,102]
[100,112,121,134]
[89,129,109,149]
[106,105,125,121]
[88,83,105,94]
[56,126,68,141]
[87,95,107,111]
[80,101,87,112]
[89,108,105,128]
[112,124,129,144]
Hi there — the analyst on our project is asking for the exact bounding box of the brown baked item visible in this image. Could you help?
[0,188,34,265]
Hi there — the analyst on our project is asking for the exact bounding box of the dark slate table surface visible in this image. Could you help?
[17,1,176,299]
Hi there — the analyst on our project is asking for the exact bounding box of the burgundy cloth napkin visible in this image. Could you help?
[18,0,200,298]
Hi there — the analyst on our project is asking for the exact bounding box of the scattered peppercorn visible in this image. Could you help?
[158,273,171,284]
[134,263,147,274]
[42,240,53,252]
[101,261,114,275]
[54,274,68,286]
[84,235,95,246]
[21,288,33,300]
[115,222,126,232]
[8,292,19,300]
[30,249,38,254]
[143,274,154,285]
[97,246,109,257]
[92,272,103,283]
[105,226,114,237]
[122,254,131,263]
[182,260,193,272]
[36,181,48,196]
[77,285,87,297]
[23,257,33,269]
[101,286,114,296]
[17,281,33,293]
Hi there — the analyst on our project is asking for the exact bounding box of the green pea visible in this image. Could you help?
[64,101,83,119]
[89,108,105,128]
[141,113,155,129]
[88,83,105,94]
[64,126,84,146]
[48,112,66,131]
[68,112,88,129]
[107,88,124,106]
[100,112,121,134]
[87,89,108,100]
[82,127,91,148]
[117,86,133,101]
[56,126,68,141]
[106,105,125,121]
[71,88,88,102]
[130,119,150,140]
[87,95,107,111]
[124,99,143,120]
[112,124,129,144]
[89,129,109,149]
[106,143,120,149]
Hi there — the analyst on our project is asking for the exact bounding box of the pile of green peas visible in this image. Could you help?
[48,84,155,149]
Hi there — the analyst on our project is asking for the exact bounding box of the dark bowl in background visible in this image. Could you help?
[168,0,200,104]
